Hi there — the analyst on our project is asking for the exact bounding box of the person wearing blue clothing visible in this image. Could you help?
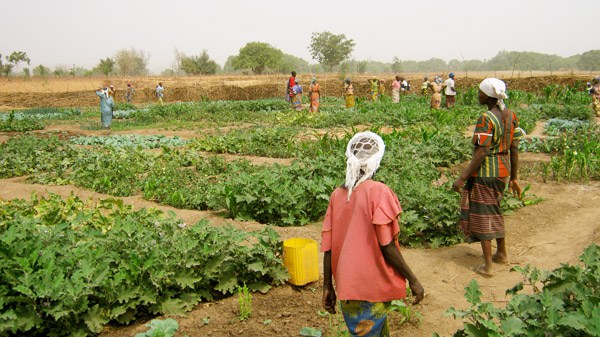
[95,87,114,134]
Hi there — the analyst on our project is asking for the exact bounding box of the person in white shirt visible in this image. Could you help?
[444,73,456,108]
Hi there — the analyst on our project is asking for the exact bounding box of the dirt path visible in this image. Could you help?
[1,173,599,337]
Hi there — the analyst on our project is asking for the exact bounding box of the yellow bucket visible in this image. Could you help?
[283,238,319,286]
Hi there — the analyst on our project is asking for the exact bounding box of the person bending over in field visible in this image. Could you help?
[95,87,114,135]
[322,131,424,336]
[452,78,524,278]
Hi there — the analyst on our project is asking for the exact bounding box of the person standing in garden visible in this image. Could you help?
[291,79,303,111]
[452,78,524,278]
[95,87,114,134]
[590,76,600,117]
[378,79,386,100]
[287,71,297,103]
[429,80,442,109]
[443,73,457,108]
[308,77,321,113]
[368,77,379,101]
[125,83,134,103]
[344,78,355,109]
[391,76,401,103]
[155,82,164,105]
[321,131,425,336]
[421,77,430,96]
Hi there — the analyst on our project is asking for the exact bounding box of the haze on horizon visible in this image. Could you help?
[1,0,598,74]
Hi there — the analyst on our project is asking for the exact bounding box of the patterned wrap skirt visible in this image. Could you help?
[460,177,508,242]
[345,94,355,108]
[340,300,391,337]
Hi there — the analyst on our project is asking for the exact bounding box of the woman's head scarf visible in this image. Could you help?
[344,131,385,200]
[479,78,509,110]
[311,77,317,84]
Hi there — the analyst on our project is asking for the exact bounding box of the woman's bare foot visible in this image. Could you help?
[473,265,493,278]
[492,254,509,265]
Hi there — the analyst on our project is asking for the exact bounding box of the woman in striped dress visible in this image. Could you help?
[452,78,524,278]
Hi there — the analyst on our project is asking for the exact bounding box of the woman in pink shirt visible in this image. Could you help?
[321,131,424,336]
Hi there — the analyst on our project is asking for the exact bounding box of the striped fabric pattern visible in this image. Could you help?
[460,177,508,242]
[472,110,521,178]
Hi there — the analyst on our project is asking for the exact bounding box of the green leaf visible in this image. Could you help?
[299,326,322,337]
[464,279,482,305]
[556,314,587,331]
[153,298,188,316]
[84,304,110,333]
[500,317,526,335]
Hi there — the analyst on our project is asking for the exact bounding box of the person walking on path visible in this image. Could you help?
[444,73,457,108]
[344,78,355,109]
[452,78,524,278]
[308,77,321,112]
[155,82,165,105]
[95,87,114,134]
[125,83,134,103]
[321,131,424,336]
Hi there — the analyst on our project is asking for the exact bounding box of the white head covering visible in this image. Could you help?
[479,78,509,110]
[344,131,385,200]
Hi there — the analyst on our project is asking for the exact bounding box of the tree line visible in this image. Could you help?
[2,31,600,78]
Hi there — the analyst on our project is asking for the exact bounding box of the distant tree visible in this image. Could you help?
[33,64,51,77]
[418,58,448,72]
[161,68,177,76]
[577,50,600,71]
[277,54,311,74]
[53,66,68,77]
[0,51,30,76]
[222,55,238,73]
[94,57,115,76]
[309,31,355,71]
[22,68,30,78]
[391,57,402,73]
[357,60,368,74]
[114,48,149,76]
[180,50,220,75]
[233,42,283,74]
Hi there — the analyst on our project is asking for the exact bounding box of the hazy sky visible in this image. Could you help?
[2,0,599,73]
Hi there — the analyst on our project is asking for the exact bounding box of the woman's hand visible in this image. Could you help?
[410,281,425,305]
[322,286,337,314]
[452,178,465,193]
[509,179,522,199]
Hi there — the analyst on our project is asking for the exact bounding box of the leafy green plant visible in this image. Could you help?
[437,244,600,337]
[237,284,252,320]
[300,326,324,337]
[134,319,179,337]
[390,299,423,326]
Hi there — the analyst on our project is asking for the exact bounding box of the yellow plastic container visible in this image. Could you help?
[283,238,319,286]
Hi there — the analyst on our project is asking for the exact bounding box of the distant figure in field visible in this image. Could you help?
[344,78,355,109]
[291,80,303,111]
[429,80,442,109]
[443,73,456,108]
[95,87,114,134]
[308,77,321,113]
[368,77,379,101]
[421,77,430,96]
[287,71,297,103]
[391,76,401,103]
[400,77,410,94]
[591,76,600,117]
[452,78,524,278]
[125,83,134,103]
[378,79,386,100]
[155,82,165,105]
